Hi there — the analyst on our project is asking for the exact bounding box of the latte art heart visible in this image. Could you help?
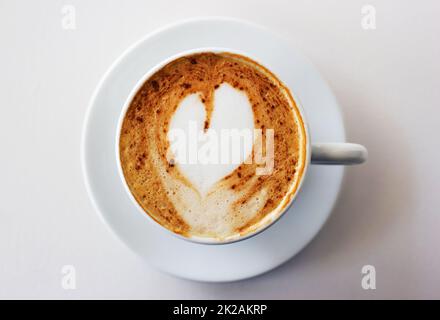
[119,52,307,241]
[168,83,254,195]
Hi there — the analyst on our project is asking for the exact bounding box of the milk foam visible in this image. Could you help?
[168,83,254,195]
[154,154,268,239]
[164,83,260,238]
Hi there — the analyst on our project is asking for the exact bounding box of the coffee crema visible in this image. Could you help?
[119,52,307,241]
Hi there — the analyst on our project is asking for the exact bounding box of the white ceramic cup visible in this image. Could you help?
[116,48,367,245]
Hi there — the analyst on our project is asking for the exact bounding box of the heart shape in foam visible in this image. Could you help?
[168,83,254,195]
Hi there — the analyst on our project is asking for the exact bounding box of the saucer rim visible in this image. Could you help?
[81,17,346,282]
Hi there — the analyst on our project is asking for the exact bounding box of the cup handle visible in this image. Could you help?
[311,143,367,165]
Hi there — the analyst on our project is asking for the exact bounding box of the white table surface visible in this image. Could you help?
[1,0,439,299]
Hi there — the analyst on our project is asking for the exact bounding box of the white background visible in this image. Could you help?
[1,0,439,299]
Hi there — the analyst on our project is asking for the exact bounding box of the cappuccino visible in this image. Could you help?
[119,52,307,241]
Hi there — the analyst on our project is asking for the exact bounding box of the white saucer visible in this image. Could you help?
[82,17,345,282]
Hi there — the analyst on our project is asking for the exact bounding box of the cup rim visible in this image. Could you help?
[115,47,311,245]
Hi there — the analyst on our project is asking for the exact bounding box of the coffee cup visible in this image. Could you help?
[116,48,367,244]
